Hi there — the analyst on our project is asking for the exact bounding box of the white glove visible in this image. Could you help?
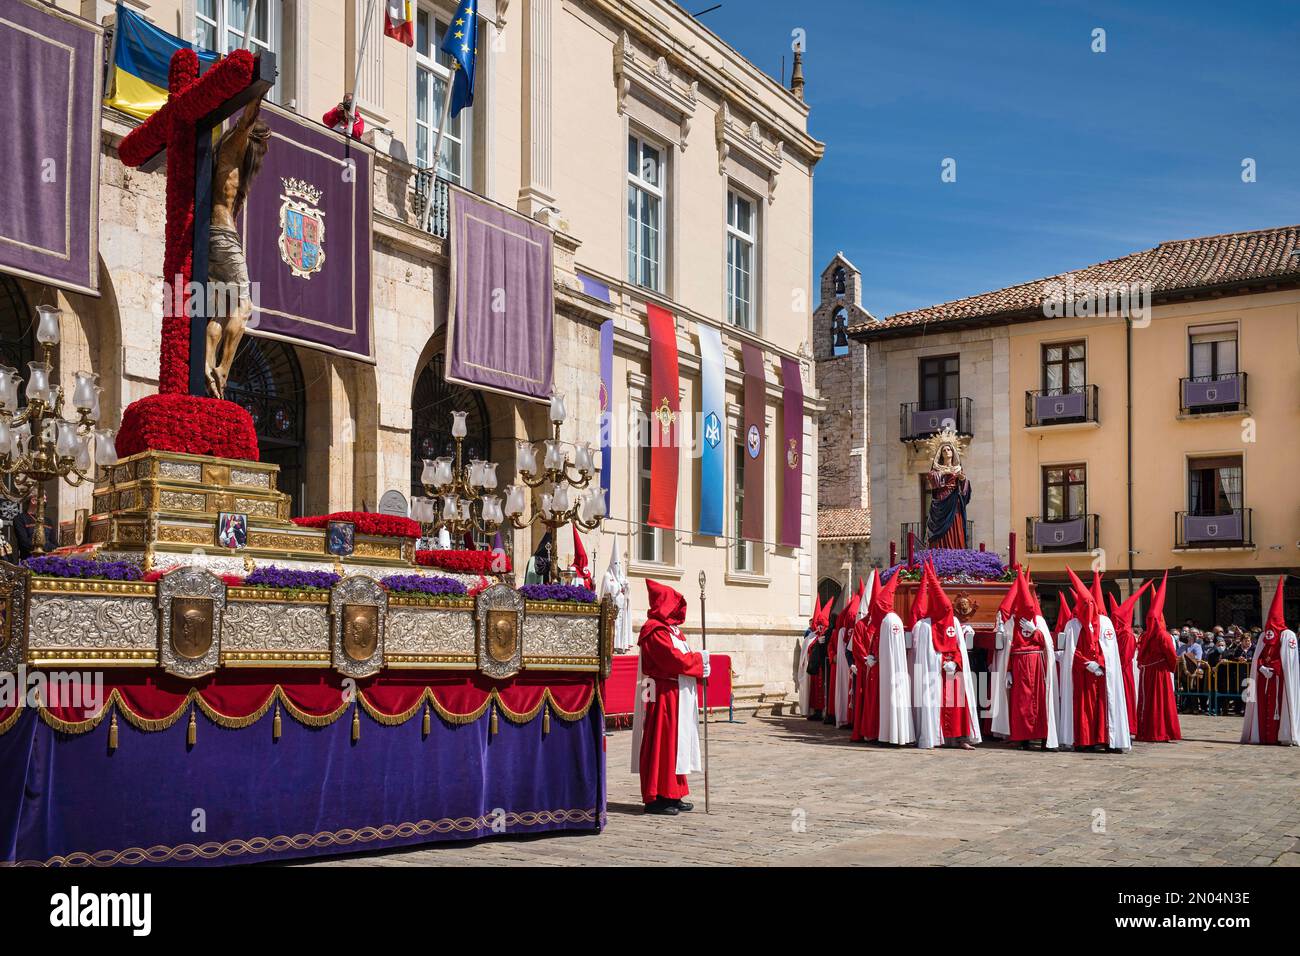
[1006,673,1013,689]
[700,649,711,679]
[865,654,877,668]
[942,661,957,676]
[1086,661,1104,677]
[1055,650,1063,663]
[1259,665,1274,678]
[850,664,858,675]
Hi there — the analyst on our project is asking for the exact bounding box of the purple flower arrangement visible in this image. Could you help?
[379,574,467,598]
[882,548,1010,583]
[244,566,341,591]
[519,583,598,604]
[22,555,143,581]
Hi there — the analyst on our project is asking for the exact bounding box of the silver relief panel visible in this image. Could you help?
[330,575,387,679]
[474,584,525,680]
[385,607,476,663]
[0,562,30,674]
[157,567,226,679]
[27,595,158,655]
[522,612,600,665]
[221,602,330,660]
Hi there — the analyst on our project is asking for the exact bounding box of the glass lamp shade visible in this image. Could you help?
[450,410,468,439]
[505,484,526,517]
[72,371,97,411]
[25,362,50,403]
[1,374,18,413]
[480,461,498,489]
[0,418,10,454]
[442,496,459,521]
[549,392,566,424]
[540,493,554,519]
[421,459,437,487]
[482,495,502,525]
[74,435,92,472]
[516,441,537,475]
[543,441,564,471]
[11,423,31,459]
[434,457,454,488]
[89,386,103,423]
[94,428,118,467]
[552,483,570,513]
[468,459,485,487]
[574,442,593,473]
[35,306,60,346]
[56,421,78,458]
[590,491,607,520]
[0,367,13,410]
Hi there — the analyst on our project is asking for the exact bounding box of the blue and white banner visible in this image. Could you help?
[697,325,726,537]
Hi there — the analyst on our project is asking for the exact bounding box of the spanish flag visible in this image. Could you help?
[104,3,219,121]
[384,2,415,46]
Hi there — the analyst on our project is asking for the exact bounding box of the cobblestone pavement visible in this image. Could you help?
[301,713,1300,866]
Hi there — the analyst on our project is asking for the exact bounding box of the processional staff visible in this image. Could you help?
[699,570,710,814]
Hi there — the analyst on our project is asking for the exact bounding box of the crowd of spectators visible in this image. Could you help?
[1171,621,1258,715]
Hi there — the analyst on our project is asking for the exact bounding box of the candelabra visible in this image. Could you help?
[0,306,119,555]
[411,394,607,583]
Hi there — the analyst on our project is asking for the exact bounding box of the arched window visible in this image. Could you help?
[410,351,491,501]
[833,266,847,296]
[817,577,843,615]
[0,276,33,373]
[225,337,307,516]
[831,307,849,357]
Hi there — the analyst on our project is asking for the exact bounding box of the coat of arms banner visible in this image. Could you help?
[779,355,804,549]
[238,103,374,362]
[0,1,102,296]
[445,186,555,401]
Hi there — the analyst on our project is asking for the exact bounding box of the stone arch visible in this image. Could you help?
[225,336,307,516]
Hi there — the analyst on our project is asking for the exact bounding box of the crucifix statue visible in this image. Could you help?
[117,45,276,399]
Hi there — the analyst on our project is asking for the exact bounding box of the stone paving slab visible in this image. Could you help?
[297,714,1299,867]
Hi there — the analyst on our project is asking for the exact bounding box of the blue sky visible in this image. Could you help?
[697,0,1300,318]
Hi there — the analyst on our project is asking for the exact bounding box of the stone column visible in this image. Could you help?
[518,0,556,217]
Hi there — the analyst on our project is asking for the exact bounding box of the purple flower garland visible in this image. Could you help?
[518,583,597,604]
[23,555,143,581]
[379,574,467,598]
[244,566,341,590]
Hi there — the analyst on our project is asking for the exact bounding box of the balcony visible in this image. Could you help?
[1175,508,1253,550]
[1179,372,1248,416]
[1027,514,1099,554]
[899,398,973,442]
[411,169,452,239]
[1025,385,1099,428]
[901,520,975,549]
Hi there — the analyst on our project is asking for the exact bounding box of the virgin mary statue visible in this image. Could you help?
[926,434,971,549]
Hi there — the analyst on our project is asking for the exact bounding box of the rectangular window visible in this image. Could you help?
[1188,455,1242,516]
[1189,325,1238,380]
[1042,464,1087,520]
[1042,341,1086,392]
[414,7,470,184]
[196,0,280,101]
[627,134,664,291]
[919,355,960,409]
[726,190,756,330]
[733,442,752,572]
[637,439,663,563]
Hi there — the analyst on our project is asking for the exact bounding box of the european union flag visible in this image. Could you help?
[440,0,479,117]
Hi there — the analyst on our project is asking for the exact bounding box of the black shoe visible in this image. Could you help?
[644,799,679,816]
[1018,740,1032,750]
[673,799,694,812]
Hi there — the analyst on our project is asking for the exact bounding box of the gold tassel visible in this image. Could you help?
[543,704,550,735]
[351,707,360,743]
[108,712,118,752]
[187,707,196,747]
[273,704,282,741]
[490,705,498,736]
[422,704,430,738]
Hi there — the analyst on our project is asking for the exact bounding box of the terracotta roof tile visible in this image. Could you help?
[818,508,871,540]
[850,224,1300,337]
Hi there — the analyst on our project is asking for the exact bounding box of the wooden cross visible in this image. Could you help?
[118,46,276,397]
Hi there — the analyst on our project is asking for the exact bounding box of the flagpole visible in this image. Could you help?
[241,0,263,51]
[698,570,710,814]
[422,60,458,234]
[346,0,381,130]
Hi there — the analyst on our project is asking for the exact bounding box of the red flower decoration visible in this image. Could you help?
[292,512,422,539]
[117,394,260,461]
[415,549,512,574]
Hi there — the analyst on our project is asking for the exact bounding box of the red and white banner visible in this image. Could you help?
[742,343,765,542]
[646,304,679,529]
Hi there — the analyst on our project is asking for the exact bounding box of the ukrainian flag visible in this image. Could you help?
[105,3,219,121]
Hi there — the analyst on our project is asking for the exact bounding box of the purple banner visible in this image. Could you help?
[1034,517,1085,548]
[238,104,374,362]
[1184,513,1242,543]
[913,406,956,436]
[446,187,555,402]
[1035,390,1085,422]
[780,356,803,548]
[0,2,101,296]
[1183,375,1240,408]
[599,319,613,511]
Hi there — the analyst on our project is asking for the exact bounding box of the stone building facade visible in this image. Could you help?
[812,254,872,604]
[7,0,825,692]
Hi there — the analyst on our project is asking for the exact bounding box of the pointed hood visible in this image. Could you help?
[1107,580,1151,636]
[856,570,878,624]
[997,574,1020,625]
[906,564,931,630]
[1010,570,1039,624]
[1143,571,1169,640]
[808,595,831,634]
[1091,571,1107,619]
[1264,577,1289,640]
[1066,566,1096,635]
[1053,590,1074,635]
[570,522,592,589]
[869,567,901,626]
[1023,569,1045,622]
[644,579,687,629]
[925,562,960,655]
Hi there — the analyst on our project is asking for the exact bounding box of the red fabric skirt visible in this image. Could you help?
[1255,671,1284,745]
[1073,669,1109,747]
[1135,664,1181,742]
[639,677,690,804]
[855,663,881,741]
[1008,650,1048,741]
[940,672,971,739]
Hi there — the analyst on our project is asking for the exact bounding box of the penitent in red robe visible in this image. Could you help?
[1008,625,1049,741]
[1253,636,1284,745]
[940,647,972,739]
[636,588,705,805]
[851,616,880,741]
[1072,622,1109,748]
[1135,628,1180,742]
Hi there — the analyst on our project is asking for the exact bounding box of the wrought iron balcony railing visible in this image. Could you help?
[1025,385,1099,427]
[1175,508,1252,549]
[1179,372,1247,415]
[1027,514,1100,553]
[411,169,452,239]
[899,397,973,442]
